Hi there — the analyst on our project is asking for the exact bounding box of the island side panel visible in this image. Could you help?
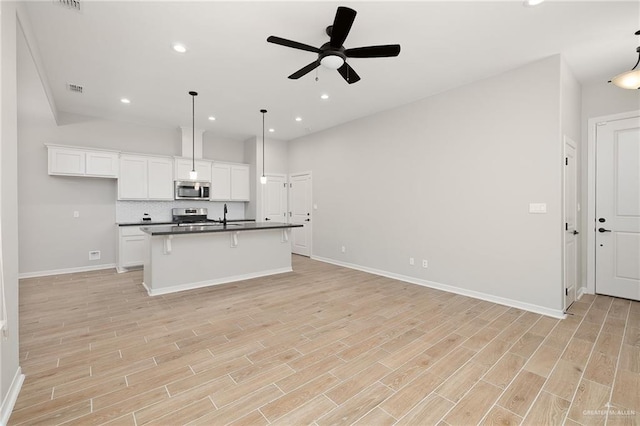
[143,229,292,295]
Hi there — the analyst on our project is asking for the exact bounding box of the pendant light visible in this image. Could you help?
[260,109,268,185]
[609,31,640,90]
[188,91,198,180]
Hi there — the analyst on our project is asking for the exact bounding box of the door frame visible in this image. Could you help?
[563,136,578,310]
[289,171,312,257]
[586,109,640,295]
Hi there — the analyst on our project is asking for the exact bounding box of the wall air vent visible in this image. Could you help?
[67,83,83,94]
[55,0,81,12]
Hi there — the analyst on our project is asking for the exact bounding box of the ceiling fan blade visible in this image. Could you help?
[345,44,401,58]
[337,62,361,84]
[330,6,357,48]
[288,61,321,79]
[267,36,321,54]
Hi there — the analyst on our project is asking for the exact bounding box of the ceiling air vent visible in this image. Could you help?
[67,83,83,94]
[55,0,81,12]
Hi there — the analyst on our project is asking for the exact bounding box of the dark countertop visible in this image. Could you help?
[118,221,174,226]
[118,219,256,227]
[140,222,303,236]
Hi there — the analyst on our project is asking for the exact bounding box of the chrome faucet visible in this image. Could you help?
[223,203,228,226]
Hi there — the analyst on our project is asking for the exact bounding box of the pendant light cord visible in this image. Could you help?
[189,91,198,174]
[192,94,195,173]
[260,109,267,179]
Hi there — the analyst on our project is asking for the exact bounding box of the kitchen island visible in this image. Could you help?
[140,222,302,296]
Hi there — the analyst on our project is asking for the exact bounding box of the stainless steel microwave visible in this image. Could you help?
[174,181,211,200]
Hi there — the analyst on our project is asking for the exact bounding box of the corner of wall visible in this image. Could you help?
[16,3,59,124]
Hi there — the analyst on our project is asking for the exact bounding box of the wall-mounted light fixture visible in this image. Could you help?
[610,30,640,90]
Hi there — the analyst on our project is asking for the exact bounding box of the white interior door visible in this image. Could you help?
[262,174,287,222]
[289,172,312,257]
[564,137,578,309]
[595,116,640,301]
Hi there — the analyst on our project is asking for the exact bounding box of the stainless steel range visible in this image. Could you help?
[172,208,218,226]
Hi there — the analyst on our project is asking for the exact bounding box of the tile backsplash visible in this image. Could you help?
[116,200,247,223]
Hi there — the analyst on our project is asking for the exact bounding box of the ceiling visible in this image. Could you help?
[19,1,640,142]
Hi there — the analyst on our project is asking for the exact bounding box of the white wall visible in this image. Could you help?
[1,1,23,421]
[288,55,565,315]
[17,26,246,275]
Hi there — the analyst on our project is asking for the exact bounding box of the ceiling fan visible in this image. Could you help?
[267,6,401,84]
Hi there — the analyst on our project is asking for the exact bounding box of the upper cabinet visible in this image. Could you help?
[118,154,173,200]
[211,163,231,200]
[231,164,250,201]
[47,144,119,178]
[46,144,251,203]
[174,157,212,182]
[211,162,250,201]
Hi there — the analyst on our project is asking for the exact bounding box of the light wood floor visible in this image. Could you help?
[10,256,640,425]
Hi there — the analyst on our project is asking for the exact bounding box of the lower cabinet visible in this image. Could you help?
[117,226,146,272]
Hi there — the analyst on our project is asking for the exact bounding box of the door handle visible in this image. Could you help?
[265,218,271,221]
[305,218,310,222]
[598,227,611,233]
[572,230,579,235]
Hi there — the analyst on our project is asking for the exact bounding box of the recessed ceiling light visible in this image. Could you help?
[523,0,544,6]
[320,94,329,100]
[268,128,275,133]
[208,116,216,121]
[172,43,187,53]
[295,117,302,122]
[120,98,131,104]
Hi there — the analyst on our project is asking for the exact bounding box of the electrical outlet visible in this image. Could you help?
[73,211,80,218]
[409,257,414,265]
[422,259,428,268]
[89,250,100,261]
[341,246,346,253]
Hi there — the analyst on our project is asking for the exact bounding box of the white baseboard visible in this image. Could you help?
[143,267,293,296]
[577,286,590,300]
[312,256,565,319]
[0,367,24,425]
[18,264,116,279]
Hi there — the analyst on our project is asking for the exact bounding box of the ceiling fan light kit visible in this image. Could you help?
[610,30,640,90]
[267,6,400,84]
[320,54,345,70]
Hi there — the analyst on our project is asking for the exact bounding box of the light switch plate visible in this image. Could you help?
[529,203,547,214]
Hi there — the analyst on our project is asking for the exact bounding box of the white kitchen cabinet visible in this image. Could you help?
[86,151,119,177]
[47,144,119,178]
[211,163,231,200]
[148,157,174,199]
[210,162,250,201]
[117,226,146,272]
[174,157,212,182]
[118,154,173,200]
[231,164,250,201]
